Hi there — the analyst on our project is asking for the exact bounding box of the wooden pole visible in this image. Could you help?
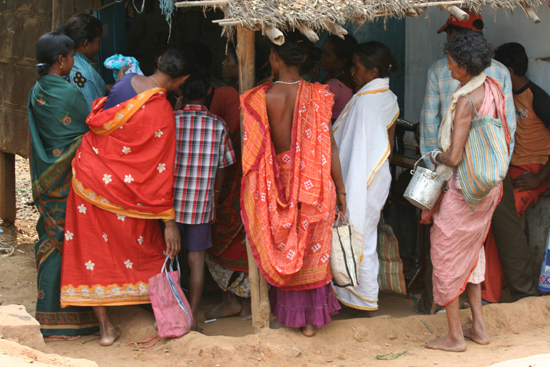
[51,0,75,31]
[236,25,271,333]
[0,152,16,224]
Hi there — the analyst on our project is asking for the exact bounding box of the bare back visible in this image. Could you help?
[265,84,299,154]
[131,75,157,95]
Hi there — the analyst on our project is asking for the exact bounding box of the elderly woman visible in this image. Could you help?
[424,32,509,352]
[28,32,98,340]
[332,41,398,315]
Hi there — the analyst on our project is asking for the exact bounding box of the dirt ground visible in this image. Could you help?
[2,156,550,367]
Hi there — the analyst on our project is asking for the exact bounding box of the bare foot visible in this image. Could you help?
[301,324,317,337]
[425,335,466,352]
[44,335,81,342]
[99,325,122,346]
[205,299,242,320]
[462,326,490,345]
[239,298,251,320]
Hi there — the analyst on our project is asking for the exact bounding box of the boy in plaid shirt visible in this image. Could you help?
[173,68,235,329]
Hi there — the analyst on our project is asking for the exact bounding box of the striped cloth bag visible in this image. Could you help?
[377,217,407,296]
[458,115,509,210]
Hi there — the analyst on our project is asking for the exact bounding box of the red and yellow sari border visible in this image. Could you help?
[72,176,175,220]
[92,88,166,136]
[60,282,151,307]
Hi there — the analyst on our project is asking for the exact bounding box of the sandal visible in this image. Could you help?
[127,335,161,349]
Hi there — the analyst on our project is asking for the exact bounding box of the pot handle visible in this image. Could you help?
[411,152,431,174]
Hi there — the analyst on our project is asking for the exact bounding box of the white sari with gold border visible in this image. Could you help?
[332,77,399,311]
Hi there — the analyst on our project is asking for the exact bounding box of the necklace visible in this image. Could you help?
[149,75,161,88]
[274,80,300,85]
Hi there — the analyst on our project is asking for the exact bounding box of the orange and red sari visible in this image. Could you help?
[60,88,175,307]
[240,81,336,291]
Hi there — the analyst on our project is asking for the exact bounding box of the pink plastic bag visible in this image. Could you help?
[148,256,193,338]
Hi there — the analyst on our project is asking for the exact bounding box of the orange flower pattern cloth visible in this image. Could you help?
[240,81,336,291]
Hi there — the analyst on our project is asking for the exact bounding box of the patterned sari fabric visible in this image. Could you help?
[240,80,336,291]
[60,88,176,307]
[27,74,98,335]
[208,87,248,273]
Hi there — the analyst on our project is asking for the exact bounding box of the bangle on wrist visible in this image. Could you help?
[336,189,346,196]
[431,149,442,166]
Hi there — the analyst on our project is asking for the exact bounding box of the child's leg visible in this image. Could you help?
[188,249,205,328]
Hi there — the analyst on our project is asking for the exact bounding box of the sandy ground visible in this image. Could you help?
[2,156,550,367]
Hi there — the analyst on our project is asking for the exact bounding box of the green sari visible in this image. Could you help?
[28,74,98,336]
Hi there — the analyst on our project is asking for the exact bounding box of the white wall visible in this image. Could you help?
[404,6,550,122]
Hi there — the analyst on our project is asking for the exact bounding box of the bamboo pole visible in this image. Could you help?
[175,0,229,7]
[519,2,541,23]
[236,25,271,333]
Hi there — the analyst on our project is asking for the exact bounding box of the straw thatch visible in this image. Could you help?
[175,0,544,40]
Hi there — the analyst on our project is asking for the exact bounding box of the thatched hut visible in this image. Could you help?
[172,0,546,332]
[0,0,547,334]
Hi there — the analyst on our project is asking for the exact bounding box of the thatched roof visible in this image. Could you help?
[175,0,544,42]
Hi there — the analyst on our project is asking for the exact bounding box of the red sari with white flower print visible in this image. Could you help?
[60,88,175,307]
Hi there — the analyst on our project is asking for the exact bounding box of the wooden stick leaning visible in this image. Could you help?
[236,25,271,333]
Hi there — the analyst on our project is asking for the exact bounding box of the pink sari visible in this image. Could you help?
[430,78,505,306]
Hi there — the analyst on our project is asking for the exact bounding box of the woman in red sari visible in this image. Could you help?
[60,48,194,346]
[241,32,346,336]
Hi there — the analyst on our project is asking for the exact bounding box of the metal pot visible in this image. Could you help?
[404,154,447,211]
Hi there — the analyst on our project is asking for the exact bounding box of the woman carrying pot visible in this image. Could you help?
[424,32,509,352]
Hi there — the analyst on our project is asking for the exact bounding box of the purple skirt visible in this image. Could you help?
[270,283,341,329]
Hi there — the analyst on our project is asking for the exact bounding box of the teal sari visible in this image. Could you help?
[28,74,98,336]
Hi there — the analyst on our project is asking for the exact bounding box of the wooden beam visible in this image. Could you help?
[0,152,16,224]
[51,0,75,31]
[236,25,270,333]
[237,26,255,94]
[175,0,229,7]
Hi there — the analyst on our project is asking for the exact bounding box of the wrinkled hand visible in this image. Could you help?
[512,171,541,192]
[116,65,132,81]
[164,220,181,259]
[336,192,347,216]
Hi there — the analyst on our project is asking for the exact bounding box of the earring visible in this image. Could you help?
[85,47,88,52]
[60,62,64,69]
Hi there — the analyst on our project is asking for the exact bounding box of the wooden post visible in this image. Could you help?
[0,152,16,224]
[51,0,74,31]
[236,25,271,333]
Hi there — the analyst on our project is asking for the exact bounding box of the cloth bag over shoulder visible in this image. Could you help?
[458,94,510,210]
[149,256,193,338]
[331,213,360,289]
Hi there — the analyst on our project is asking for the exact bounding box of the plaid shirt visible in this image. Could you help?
[173,105,235,224]
[420,58,517,169]
[68,52,107,112]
